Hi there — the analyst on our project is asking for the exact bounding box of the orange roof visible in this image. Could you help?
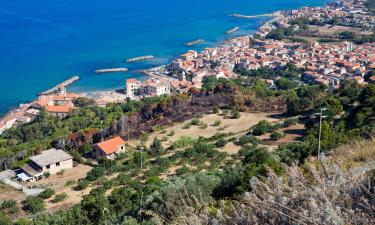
[96,137,126,155]
[126,78,138,84]
[45,105,72,113]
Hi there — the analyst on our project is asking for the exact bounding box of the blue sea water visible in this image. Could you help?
[0,0,327,115]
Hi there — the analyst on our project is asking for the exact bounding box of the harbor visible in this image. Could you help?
[126,55,154,63]
[39,76,79,95]
[225,27,240,34]
[95,68,128,73]
[185,39,205,46]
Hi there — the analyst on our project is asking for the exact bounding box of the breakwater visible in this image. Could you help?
[230,13,277,19]
[39,76,79,95]
[225,27,240,34]
[95,68,128,73]
[185,39,205,46]
[126,55,154,63]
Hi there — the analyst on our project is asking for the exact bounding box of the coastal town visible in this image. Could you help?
[3,0,375,134]
[2,0,375,223]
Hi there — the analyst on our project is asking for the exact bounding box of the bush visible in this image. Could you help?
[270,131,283,141]
[182,123,191,129]
[191,118,201,126]
[283,118,298,128]
[39,188,55,199]
[176,166,190,175]
[252,120,272,136]
[237,135,258,146]
[24,196,45,213]
[75,180,90,191]
[172,136,196,149]
[86,166,105,181]
[215,138,227,148]
[212,106,219,114]
[51,193,68,203]
[167,130,175,136]
[212,120,221,126]
[1,200,17,210]
[200,123,208,129]
[231,110,241,119]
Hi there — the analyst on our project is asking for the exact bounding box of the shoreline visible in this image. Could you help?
[0,4,314,118]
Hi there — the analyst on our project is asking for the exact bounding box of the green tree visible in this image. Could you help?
[24,196,45,213]
[149,138,164,156]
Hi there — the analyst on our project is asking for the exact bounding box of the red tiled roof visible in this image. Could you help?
[96,137,126,155]
[45,105,72,113]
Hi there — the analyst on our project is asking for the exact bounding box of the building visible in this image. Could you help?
[32,93,78,118]
[17,149,73,182]
[93,136,126,160]
[125,78,141,97]
[145,81,171,96]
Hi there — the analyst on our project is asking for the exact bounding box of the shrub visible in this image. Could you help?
[200,123,208,129]
[39,188,55,199]
[191,118,201,126]
[212,120,221,127]
[140,132,149,142]
[212,106,219,114]
[167,130,175,136]
[270,131,283,141]
[86,166,105,181]
[215,138,227,148]
[237,135,258,146]
[1,200,17,210]
[182,123,191,129]
[283,118,298,128]
[24,196,45,213]
[252,120,272,136]
[51,193,68,203]
[175,166,190,175]
[172,136,196,149]
[231,110,241,119]
[75,180,90,191]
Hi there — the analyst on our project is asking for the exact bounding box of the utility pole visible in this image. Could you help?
[139,146,144,222]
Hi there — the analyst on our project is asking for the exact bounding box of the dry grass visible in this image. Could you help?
[128,112,279,150]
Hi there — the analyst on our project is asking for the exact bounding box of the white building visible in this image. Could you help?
[17,149,73,182]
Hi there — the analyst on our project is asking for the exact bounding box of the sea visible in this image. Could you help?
[0,0,327,115]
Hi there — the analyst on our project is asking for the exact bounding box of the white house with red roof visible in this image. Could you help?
[93,136,126,160]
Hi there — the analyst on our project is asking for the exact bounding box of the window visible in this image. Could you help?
[56,162,60,167]
[46,165,50,169]
[121,145,124,150]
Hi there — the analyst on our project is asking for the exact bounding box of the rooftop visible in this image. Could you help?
[29,149,73,167]
[96,136,126,155]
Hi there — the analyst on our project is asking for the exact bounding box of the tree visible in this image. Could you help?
[39,188,55,199]
[86,166,105,181]
[149,138,164,156]
[252,120,272,136]
[24,196,45,213]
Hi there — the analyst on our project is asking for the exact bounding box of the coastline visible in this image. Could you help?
[0,4,312,118]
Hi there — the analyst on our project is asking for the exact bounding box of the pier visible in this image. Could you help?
[230,13,277,19]
[185,39,205,46]
[225,27,240,34]
[95,68,128,73]
[126,55,154,63]
[39,76,79,96]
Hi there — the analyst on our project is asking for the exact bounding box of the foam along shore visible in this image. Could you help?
[230,12,278,19]
[225,27,240,34]
[126,55,154,63]
[39,76,79,96]
[185,39,205,46]
[95,68,128,73]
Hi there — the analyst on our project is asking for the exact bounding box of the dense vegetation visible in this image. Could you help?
[1,62,375,224]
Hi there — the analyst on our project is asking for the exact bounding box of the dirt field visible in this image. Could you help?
[0,183,25,202]
[128,112,280,150]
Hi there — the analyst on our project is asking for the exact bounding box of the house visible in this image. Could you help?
[93,136,126,160]
[17,149,73,182]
